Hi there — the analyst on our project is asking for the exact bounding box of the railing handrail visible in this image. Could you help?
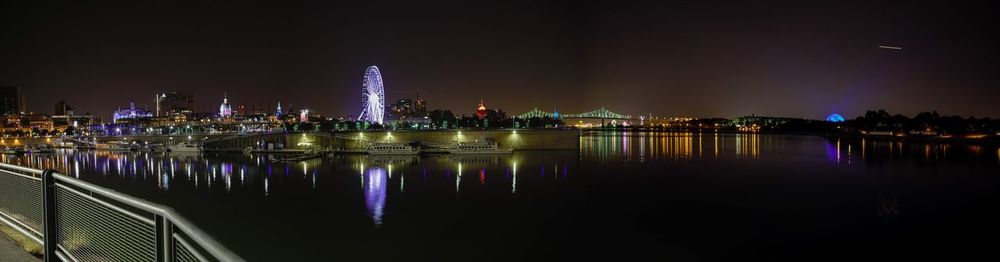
[0,162,245,262]
[0,163,44,175]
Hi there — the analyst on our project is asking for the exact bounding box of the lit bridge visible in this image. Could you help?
[515,107,632,120]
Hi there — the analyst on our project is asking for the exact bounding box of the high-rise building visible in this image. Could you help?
[0,86,24,114]
[54,100,74,115]
[414,94,427,117]
[155,91,194,117]
[391,99,414,118]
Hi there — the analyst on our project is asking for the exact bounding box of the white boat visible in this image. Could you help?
[447,140,512,155]
[97,141,135,151]
[52,138,74,148]
[169,142,202,153]
[367,142,419,155]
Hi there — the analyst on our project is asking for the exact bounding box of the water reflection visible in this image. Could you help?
[2,132,999,231]
[363,167,387,227]
[577,132,1000,166]
[580,132,764,162]
[823,137,999,165]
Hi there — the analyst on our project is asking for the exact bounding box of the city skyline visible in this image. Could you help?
[3,1,1000,119]
[3,2,1000,261]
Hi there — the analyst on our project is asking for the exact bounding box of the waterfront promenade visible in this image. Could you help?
[0,232,39,262]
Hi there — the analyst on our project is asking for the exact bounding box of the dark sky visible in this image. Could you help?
[2,1,999,120]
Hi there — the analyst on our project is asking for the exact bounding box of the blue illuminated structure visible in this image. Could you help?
[826,113,845,122]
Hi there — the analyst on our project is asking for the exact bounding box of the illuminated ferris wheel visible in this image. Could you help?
[357,65,385,124]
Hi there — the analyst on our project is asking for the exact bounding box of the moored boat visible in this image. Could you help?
[447,140,512,155]
[97,141,135,151]
[73,143,97,150]
[169,141,202,153]
[1,146,19,155]
[28,144,56,154]
[367,142,419,155]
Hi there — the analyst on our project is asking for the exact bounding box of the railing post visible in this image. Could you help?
[156,214,174,262]
[41,169,58,262]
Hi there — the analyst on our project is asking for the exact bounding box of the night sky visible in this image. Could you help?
[2,1,999,119]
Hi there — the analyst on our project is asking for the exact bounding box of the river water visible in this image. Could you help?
[6,132,1000,261]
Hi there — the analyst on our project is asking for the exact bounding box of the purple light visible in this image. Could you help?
[219,94,232,117]
[364,168,388,227]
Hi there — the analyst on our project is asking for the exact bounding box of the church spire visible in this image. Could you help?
[276,100,283,117]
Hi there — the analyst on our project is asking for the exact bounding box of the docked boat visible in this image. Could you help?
[367,142,419,155]
[269,152,327,162]
[28,145,56,154]
[73,143,97,150]
[97,141,135,151]
[447,140,512,155]
[169,142,202,153]
[1,146,19,155]
[52,138,74,149]
[137,143,167,152]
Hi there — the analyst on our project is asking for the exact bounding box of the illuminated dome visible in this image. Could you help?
[219,94,232,117]
[826,113,845,122]
[475,100,487,119]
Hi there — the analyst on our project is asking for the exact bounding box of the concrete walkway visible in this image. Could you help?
[0,231,40,262]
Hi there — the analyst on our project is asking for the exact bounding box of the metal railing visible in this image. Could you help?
[0,163,244,262]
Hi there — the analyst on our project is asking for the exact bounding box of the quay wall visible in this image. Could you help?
[199,129,580,151]
[333,129,580,151]
[3,130,580,151]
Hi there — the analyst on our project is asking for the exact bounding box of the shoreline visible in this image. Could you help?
[579,128,1000,144]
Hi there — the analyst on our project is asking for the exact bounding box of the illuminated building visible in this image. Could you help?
[28,115,54,131]
[389,92,429,120]
[155,91,194,117]
[300,109,310,123]
[112,101,153,123]
[50,114,93,131]
[475,100,488,119]
[414,94,427,117]
[219,93,232,117]
[391,99,414,118]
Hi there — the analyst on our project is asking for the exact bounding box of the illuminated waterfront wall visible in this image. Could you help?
[195,129,579,151]
[336,129,580,151]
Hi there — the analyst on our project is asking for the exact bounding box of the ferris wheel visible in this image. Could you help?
[358,65,385,124]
